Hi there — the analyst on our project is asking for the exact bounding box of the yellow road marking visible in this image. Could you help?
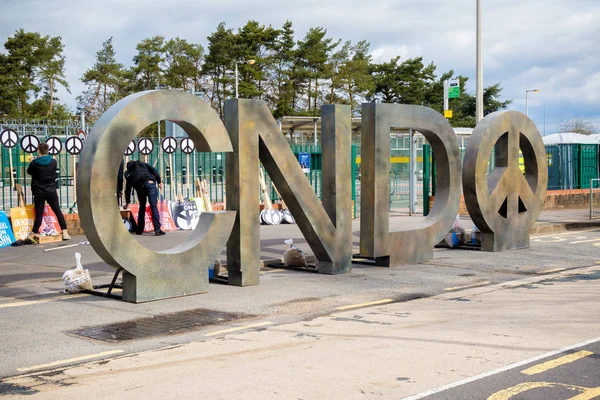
[444,281,490,291]
[570,238,600,244]
[537,268,566,274]
[203,322,273,337]
[0,293,89,309]
[335,299,393,311]
[521,351,594,375]
[17,350,125,372]
[489,382,600,400]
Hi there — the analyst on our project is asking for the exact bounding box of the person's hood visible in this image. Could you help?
[33,155,53,166]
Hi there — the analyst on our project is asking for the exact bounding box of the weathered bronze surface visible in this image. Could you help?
[77,90,236,302]
[463,111,548,251]
[225,100,352,282]
[360,104,461,265]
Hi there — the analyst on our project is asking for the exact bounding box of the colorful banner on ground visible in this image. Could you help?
[0,211,16,248]
[129,200,176,233]
[9,205,62,240]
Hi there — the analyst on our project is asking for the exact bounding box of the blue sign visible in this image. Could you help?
[298,152,310,173]
[0,211,16,248]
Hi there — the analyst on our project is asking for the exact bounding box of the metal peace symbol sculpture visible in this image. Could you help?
[45,136,63,155]
[77,90,236,302]
[161,136,177,154]
[66,136,84,155]
[463,111,548,251]
[180,138,195,154]
[20,135,40,153]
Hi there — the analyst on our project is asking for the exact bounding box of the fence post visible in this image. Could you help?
[423,144,430,216]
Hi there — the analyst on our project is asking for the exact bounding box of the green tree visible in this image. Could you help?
[337,40,374,115]
[296,27,338,116]
[268,21,298,117]
[202,23,237,118]
[36,35,70,116]
[326,40,351,105]
[235,20,279,100]
[77,37,124,119]
[132,35,165,90]
[163,38,203,91]
[369,56,436,105]
[0,29,70,118]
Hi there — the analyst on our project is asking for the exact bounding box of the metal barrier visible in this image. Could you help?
[590,179,600,219]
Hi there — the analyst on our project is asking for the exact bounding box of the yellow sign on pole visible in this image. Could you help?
[444,110,453,119]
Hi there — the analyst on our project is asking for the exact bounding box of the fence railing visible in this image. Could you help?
[590,179,600,219]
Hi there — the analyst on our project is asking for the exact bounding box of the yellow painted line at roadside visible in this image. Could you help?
[570,238,600,244]
[444,281,490,292]
[536,268,566,274]
[336,299,393,311]
[521,350,594,375]
[17,350,125,372]
[0,293,89,309]
[203,322,273,337]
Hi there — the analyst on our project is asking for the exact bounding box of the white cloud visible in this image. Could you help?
[0,0,599,134]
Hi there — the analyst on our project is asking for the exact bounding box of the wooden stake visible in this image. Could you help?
[169,153,175,200]
[258,166,273,210]
[9,150,14,193]
[73,154,77,203]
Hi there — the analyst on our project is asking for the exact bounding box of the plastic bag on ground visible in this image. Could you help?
[62,252,93,294]
[441,215,467,248]
[283,238,308,268]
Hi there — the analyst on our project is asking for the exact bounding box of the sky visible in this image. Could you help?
[1,0,599,134]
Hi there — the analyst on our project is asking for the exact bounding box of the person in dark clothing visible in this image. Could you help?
[123,160,166,236]
[26,143,70,243]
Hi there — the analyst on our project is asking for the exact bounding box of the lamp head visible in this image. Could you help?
[247,59,256,65]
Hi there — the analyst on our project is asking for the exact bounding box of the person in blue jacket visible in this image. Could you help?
[26,143,70,243]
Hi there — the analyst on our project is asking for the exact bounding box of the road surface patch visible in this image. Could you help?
[336,299,393,311]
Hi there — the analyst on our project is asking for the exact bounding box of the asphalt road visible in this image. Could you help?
[1,224,600,397]
[1,264,599,399]
[418,339,600,399]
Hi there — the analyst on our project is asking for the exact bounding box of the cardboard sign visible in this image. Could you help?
[170,200,200,230]
[10,205,62,240]
[39,205,62,234]
[129,200,176,233]
[0,211,16,248]
[10,206,35,241]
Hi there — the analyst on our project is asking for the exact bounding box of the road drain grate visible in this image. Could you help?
[69,308,255,342]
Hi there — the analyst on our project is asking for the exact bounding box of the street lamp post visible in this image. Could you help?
[525,89,539,116]
[235,59,256,99]
[476,0,483,122]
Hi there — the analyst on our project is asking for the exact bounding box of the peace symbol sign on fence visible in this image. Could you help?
[161,137,177,154]
[180,138,195,154]
[124,140,136,156]
[462,111,548,251]
[66,136,84,155]
[20,135,40,153]
[138,138,154,155]
[45,136,63,155]
[0,129,18,148]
